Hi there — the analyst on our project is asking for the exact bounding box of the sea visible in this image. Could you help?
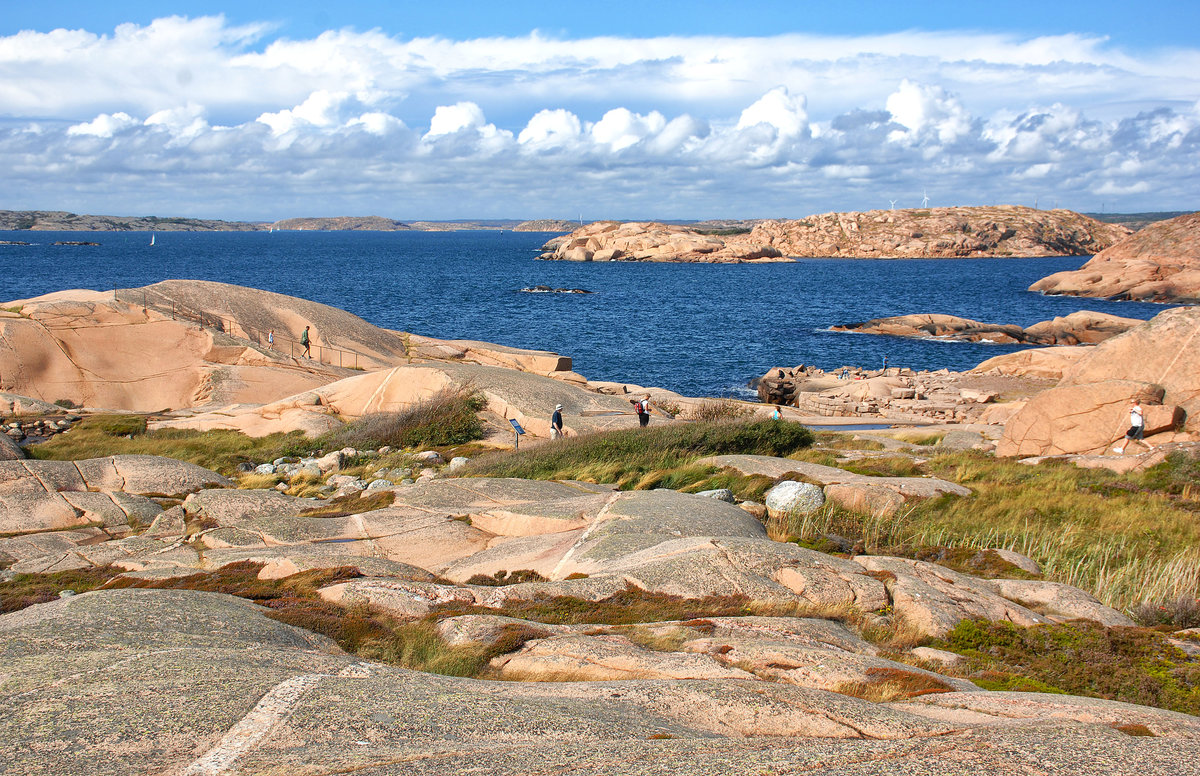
[0,230,1172,398]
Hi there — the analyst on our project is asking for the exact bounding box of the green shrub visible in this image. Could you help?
[319,387,485,450]
[684,400,753,422]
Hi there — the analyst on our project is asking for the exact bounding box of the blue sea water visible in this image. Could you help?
[0,230,1171,398]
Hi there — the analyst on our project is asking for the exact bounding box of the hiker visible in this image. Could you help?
[630,394,652,427]
[300,326,311,358]
[267,330,274,349]
[550,404,564,440]
[1113,397,1154,455]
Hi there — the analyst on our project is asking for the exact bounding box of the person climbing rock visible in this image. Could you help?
[300,326,311,358]
[1113,397,1154,455]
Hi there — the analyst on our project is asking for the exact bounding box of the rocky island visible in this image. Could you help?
[832,311,1143,345]
[0,209,265,231]
[270,216,411,231]
[2,281,1199,776]
[1030,210,1200,303]
[541,206,1132,262]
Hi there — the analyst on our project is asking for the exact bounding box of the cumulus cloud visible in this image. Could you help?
[2,16,1199,217]
[66,112,139,137]
[736,87,808,138]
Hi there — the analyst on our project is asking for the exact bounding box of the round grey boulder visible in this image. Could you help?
[764,480,825,516]
[253,463,277,475]
[695,488,736,503]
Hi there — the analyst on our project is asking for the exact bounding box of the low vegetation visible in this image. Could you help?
[464,419,812,490]
[935,619,1200,715]
[27,414,308,476]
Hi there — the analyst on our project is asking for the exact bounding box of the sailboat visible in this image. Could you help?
[149,234,156,246]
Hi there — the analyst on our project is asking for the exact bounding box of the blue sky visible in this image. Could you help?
[2,2,1198,220]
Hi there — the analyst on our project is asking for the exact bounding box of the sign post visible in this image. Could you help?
[509,418,526,450]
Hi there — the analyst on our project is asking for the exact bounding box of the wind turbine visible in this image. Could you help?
[921,190,930,208]
[888,199,897,211]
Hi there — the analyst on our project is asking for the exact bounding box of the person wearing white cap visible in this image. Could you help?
[550,404,564,440]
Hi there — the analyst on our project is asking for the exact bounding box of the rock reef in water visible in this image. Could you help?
[833,311,1143,345]
[519,285,593,294]
[541,207,1131,262]
[1029,211,1200,303]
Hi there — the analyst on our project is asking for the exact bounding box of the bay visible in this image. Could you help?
[0,229,1168,398]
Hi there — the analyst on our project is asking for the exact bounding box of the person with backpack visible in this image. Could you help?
[300,326,311,358]
[630,394,651,427]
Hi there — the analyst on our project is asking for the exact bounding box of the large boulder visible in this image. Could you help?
[764,480,826,517]
[996,380,1178,457]
[1030,211,1200,303]
[997,307,1199,456]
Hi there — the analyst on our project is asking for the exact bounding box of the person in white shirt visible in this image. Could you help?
[1113,397,1154,454]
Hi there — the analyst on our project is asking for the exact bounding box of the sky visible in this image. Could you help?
[2,1,1198,221]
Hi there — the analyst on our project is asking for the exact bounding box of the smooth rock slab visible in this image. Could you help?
[3,588,1199,776]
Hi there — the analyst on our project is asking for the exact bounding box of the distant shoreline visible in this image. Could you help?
[0,209,1187,233]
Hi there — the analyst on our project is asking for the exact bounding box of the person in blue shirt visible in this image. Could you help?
[550,404,564,439]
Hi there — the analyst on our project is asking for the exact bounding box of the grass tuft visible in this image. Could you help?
[318,387,485,450]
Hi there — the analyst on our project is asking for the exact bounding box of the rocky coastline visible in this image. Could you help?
[1030,210,1200,303]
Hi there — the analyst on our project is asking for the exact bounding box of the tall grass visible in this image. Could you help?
[771,449,1200,613]
[463,420,813,489]
[318,387,485,450]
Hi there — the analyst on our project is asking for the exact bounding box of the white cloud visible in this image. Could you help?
[66,112,139,137]
[885,80,973,144]
[2,16,1199,218]
[518,109,582,149]
[736,87,808,138]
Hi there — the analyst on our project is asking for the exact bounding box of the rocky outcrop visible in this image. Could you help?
[753,365,1043,426]
[833,311,1142,345]
[973,346,1091,380]
[997,307,1199,456]
[702,454,969,518]
[0,287,351,412]
[1030,211,1200,303]
[0,209,265,231]
[540,221,787,263]
[545,208,1130,262]
[743,206,1128,259]
[270,216,410,231]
